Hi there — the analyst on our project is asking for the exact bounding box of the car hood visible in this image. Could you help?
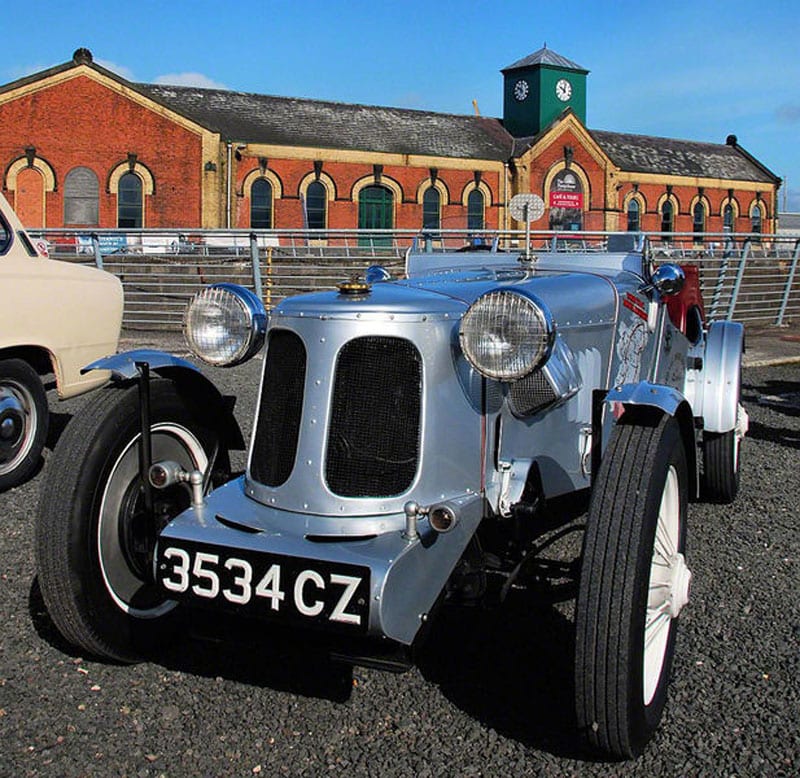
[274,266,622,327]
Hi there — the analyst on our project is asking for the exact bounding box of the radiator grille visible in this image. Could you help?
[325,337,422,497]
[250,329,307,487]
[508,370,557,417]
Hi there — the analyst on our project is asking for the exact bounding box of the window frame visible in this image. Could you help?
[117,172,143,229]
[466,188,485,232]
[305,180,327,231]
[250,177,274,229]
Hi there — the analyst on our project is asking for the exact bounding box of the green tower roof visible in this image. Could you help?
[502,46,588,74]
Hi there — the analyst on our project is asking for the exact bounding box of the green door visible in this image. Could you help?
[359,185,393,247]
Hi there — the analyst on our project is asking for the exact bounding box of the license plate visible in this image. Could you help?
[155,540,370,632]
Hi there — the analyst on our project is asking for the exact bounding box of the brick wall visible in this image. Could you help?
[0,75,204,228]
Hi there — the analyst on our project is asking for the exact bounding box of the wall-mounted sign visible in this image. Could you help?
[549,169,583,230]
[550,190,583,209]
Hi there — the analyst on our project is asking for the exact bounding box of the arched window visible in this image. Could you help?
[660,200,674,235]
[751,204,762,234]
[467,189,485,231]
[422,187,440,231]
[305,180,326,230]
[358,185,393,246]
[693,201,706,238]
[64,167,99,225]
[627,199,640,232]
[723,203,734,232]
[251,178,273,229]
[118,173,143,228]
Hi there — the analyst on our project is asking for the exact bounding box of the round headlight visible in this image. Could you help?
[459,291,553,380]
[183,283,267,366]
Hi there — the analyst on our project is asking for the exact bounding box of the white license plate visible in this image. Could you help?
[155,540,370,631]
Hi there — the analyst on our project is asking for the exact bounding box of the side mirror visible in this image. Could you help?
[650,263,685,297]
[365,265,392,283]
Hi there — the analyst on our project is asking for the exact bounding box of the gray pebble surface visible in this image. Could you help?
[0,359,797,777]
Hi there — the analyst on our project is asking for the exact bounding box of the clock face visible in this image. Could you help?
[555,78,572,102]
[513,79,529,101]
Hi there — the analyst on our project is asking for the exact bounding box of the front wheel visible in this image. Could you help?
[0,358,48,491]
[36,379,224,662]
[575,414,690,759]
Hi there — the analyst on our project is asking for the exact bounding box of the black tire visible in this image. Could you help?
[36,379,223,662]
[0,358,49,491]
[575,414,690,759]
[703,426,740,503]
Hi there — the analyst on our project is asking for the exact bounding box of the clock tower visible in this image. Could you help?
[502,46,588,138]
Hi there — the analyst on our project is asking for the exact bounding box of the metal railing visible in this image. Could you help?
[29,228,800,330]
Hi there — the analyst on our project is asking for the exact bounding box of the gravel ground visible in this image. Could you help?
[1,358,798,777]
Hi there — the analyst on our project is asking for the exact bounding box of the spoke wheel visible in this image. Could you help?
[0,358,48,491]
[575,414,689,759]
[36,380,222,662]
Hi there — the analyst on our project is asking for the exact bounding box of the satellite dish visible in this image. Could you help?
[510,193,545,223]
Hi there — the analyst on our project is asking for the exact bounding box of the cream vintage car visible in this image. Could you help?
[0,192,123,490]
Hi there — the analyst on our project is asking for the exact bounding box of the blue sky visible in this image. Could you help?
[4,0,800,210]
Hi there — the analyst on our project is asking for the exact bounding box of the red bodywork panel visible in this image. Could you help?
[666,264,705,338]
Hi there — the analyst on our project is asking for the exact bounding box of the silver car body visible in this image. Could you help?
[152,245,742,645]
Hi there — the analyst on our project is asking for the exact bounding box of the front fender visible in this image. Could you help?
[607,381,686,416]
[82,348,198,380]
[606,381,699,498]
[83,349,245,451]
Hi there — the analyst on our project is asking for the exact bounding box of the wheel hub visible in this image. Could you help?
[0,391,26,463]
[666,552,692,618]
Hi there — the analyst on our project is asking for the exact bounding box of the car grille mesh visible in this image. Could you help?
[508,370,557,417]
[325,337,422,497]
[250,330,307,487]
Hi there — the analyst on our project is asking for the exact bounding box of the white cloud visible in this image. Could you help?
[95,59,137,82]
[153,72,227,90]
[7,62,58,80]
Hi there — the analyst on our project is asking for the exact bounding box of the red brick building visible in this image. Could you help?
[0,47,780,236]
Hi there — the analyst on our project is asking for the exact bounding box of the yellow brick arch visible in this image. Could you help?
[5,155,56,192]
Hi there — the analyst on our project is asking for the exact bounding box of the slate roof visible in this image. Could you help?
[590,129,779,184]
[0,49,779,185]
[137,84,514,161]
[502,47,587,74]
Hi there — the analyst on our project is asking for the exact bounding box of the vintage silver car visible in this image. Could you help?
[36,238,746,759]
[0,192,122,490]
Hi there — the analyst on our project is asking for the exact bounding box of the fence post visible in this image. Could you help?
[90,232,104,269]
[727,239,751,321]
[249,232,263,300]
[265,246,273,309]
[776,239,800,326]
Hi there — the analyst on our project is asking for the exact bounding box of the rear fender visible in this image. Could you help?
[685,322,744,433]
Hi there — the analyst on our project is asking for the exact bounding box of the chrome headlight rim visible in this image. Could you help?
[459,290,555,381]
[183,283,267,367]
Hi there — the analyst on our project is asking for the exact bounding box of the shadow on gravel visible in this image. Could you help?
[46,410,74,450]
[154,626,356,704]
[30,577,354,703]
[743,378,800,417]
[29,577,87,659]
[416,593,588,760]
[746,420,800,450]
